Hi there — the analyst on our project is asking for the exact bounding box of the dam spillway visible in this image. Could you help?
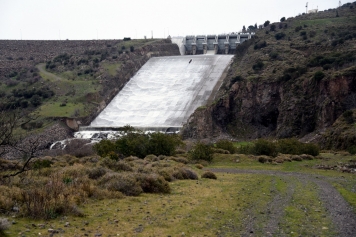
[86,54,233,132]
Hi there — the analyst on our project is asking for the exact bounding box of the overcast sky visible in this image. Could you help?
[0,0,346,40]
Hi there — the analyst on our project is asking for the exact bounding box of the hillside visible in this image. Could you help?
[0,39,180,132]
[182,3,356,149]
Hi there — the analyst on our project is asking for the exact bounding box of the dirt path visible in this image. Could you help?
[36,63,63,81]
[209,168,356,237]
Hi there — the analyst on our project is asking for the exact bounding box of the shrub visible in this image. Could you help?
[301,143,320,156]
[263,20,270,27]
[100,158,133,172]
[188,142,214,162]
[270,24,276,31]
[94,140,117,158]
[269,51,279,59]
[280,17,286,22]
[87,167,107,179]
[195,164,204,169]
[130,46,134,52]
[347,145,356,155]
[101,173,142,196]
[314,71,325,82]
[252,61,264,70]
[215,140,237,154]
[33,159,53,169]
[343,110,354,124]
[277,138,319,156]
[147,133,182,156]
[275,32,286,40]
[253,139,277,157]
[254,41,267,50]
[137,174,171,193]
[201,171,217,179]
[123,37,131,41]
[295,26,303,32]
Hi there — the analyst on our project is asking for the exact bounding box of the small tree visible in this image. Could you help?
[280,17,286,22]
[242,25,246,32]
[263,20,270,27]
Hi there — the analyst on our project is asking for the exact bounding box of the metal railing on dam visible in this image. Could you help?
[78,54,234,138]
[172,32,254,55]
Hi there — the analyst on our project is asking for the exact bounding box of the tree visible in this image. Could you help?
[280,17,286,22]
[254,23,257,29]
[263,20,270,27]
[1,110,42,178]
[242,25,246,32]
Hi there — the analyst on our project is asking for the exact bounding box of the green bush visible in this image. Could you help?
[343,110,354,124]
[275,32,286,40]
[314,71,325,82]
[188,142,214,162]
[276,138,319,156]
[301,144,319,156]
[347,145,356,155]
[252,61,264,70]
[93,140,117,158]
[215,140,237,154]
[147,133,182,156]
[254,139,277,157]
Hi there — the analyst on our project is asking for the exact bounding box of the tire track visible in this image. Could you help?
[208,168,356,237]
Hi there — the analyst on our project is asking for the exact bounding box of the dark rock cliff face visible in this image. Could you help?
[183,71,356,140]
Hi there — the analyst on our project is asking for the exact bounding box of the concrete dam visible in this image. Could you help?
[77,54,233,137]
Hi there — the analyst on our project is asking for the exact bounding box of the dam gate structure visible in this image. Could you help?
[181,32,254,55]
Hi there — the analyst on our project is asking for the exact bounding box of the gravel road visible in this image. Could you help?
[209,168,356,237]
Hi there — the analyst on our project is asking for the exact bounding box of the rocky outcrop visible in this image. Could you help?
[183,69,356,140]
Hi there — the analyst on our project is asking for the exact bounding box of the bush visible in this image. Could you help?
[195,164,204,169]
[188,142,214,162]
[280,17,286,22]
[295,26,303,32]
[252,61,264,70]
[347,145,356,155]
[269,51,279,59]
[87,167,107,179]
[101,173,142,196]
[277,138,319,156]
[100,158,133,172]
[314,71,325,82]
[254,41,267,50]
[270,24,276,31]
[93,140,117,158]
[343,110,354,124]
[201,171,217,179]
[123,37,131,41]
[263,20,270,27]
[130,46,134,52]
[253,139,277,157]
[275,32,286,40]
[147,133,182,156]
[215,140,237,154]
[137,174,171,193]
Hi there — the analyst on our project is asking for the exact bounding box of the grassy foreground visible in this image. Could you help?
[1,151,355,236]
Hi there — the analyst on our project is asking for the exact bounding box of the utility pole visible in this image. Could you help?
[305,2,308,14]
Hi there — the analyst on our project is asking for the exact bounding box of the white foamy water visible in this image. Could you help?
[90,55,233,128]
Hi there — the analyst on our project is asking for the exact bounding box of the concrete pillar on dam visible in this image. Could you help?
[88,55,234,132]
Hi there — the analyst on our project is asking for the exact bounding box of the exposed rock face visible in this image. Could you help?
[183,68,356,140]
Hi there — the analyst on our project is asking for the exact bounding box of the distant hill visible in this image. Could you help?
[183,2,356,150]
[0,39,179,131]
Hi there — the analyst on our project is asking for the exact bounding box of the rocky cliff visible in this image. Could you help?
[182,3,356,144]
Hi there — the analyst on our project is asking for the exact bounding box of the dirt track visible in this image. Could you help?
[209,168,356,237]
